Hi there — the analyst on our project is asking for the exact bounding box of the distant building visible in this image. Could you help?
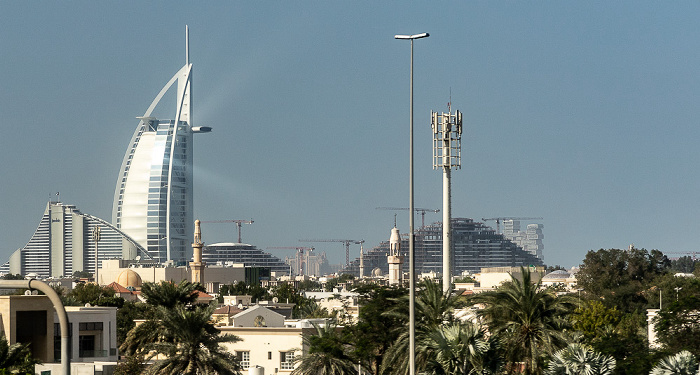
[203,243,290,275]
[503,220,544,260]
[99,259,246,293]
[0,202,150,278]
[343,218,544,277]
[284,248,330,277]
[113,27,210,264]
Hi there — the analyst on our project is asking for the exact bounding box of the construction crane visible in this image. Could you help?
[481,217,543,234]
[665,251,700,260]
[299,239,363,267]
[200,219,254,243]
[376,207,440,227]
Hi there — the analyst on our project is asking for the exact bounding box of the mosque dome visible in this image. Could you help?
[372,268,383,277]
[116,269,143,289]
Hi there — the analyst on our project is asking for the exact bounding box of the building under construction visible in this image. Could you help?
[345,218,544,277]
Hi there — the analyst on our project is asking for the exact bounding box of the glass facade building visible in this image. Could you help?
[113,29,208,264]
[0,202,150,278]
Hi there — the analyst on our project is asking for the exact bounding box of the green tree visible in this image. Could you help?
[1,274,24,280]
[347,284,407,375]
[650,351,699,375]
[671,256,698,274]
[141,304,241,375]
[655,296,700,357]
[116,300,149,345]
[113,353,146,375]
[546,343,615,375]
[571,300,622,341]
[0,333,36,374]
[470,268,576,375]
[381,279,466,375]
[325,274,355,292]
[292,322,357,375]
[67,282,124,307]
[72,270,93,279]
[577,248,669,313]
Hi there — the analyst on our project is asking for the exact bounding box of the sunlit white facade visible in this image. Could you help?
[112,27,209,263]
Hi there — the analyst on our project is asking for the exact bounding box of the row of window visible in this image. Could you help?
[235,351,294,370]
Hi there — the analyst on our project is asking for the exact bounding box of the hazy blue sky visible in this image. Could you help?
[1,2,699,268]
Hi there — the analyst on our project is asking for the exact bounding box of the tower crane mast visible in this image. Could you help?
[200,219,254,243]
[376,207,440,228]
[299,239,363,267]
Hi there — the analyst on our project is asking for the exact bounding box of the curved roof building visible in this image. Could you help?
[344,218,544,277]
[203,243,291,275]
[113,27,209,264]
[1,201,151,278]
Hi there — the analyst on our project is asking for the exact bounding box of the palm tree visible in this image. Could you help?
[470,267,576,375]
[143,304,242,375]
[292,322,357,375]
[0,333,36,374]
[140,279,205,309]
[546,343,615,375]
[381,279,469,375]
[417,322,491,375]
[650,351,699,375]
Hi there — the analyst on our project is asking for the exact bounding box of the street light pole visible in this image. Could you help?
[395,31,429,375]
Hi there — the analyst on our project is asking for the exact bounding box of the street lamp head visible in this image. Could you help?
[395,33,430,40]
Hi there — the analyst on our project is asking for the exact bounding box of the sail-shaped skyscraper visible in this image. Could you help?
[113,27,210,264]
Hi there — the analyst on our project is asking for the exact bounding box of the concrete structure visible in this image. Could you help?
[431,109,463,292]
[387,226,404,285]
[540,269,578,290]
[220,318,332,374]
[191,220,205,284]
[0,201,149,279]
[477,266,545,290]
[647,309,661,349]
[34,305,118,374]
[303,291,361,322]
[230,305,285,328]
[100,259,245,293]
[0,295,54,363]
[113,26,210,264]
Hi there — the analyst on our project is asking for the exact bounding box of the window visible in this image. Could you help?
[236,351,250,369]
[280,351,294,370]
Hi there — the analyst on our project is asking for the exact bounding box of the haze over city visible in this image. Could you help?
[2,2,699,268]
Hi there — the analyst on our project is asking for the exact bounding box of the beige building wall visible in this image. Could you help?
[0,295,54,363]
[100,259,245,287]
[478,266,545,289]
[220,327,313,374]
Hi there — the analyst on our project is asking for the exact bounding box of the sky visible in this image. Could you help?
[1,2,700,269]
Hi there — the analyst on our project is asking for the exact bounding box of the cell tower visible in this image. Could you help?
[431,108,463,293]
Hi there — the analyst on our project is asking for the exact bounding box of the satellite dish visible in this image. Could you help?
[24,290,32,296]
[85,303,91,307]
[135,255,141,261]
[237,303,243,309]
[272,297,279,304]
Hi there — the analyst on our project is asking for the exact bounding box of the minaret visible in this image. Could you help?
[359,244,365,279]
[190,219,205,284]
[387,221,404,285]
